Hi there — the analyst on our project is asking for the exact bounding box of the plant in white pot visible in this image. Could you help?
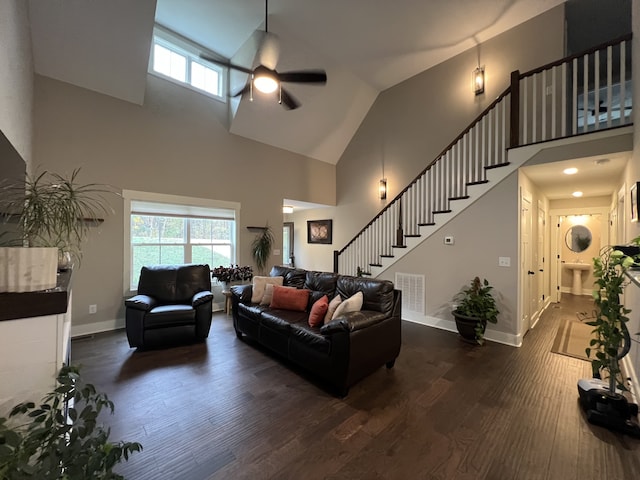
[0,168,116,292]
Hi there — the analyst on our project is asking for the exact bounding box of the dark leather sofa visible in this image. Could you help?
[125,264,214,348]
[230,266,402,396]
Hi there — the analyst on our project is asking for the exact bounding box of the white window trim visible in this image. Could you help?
[149,24,227,102]
[123,189,241,296]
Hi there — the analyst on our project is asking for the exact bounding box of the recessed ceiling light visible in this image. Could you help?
[563,167,578,175]
[572,191,583,197]
[282,205,294,214]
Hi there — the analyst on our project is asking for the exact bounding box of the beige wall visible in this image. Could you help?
[290,6,566,343]
[34,74,335,331]
[330,6,566,251]
[379,172,520,341]
[0,0,33,169]
[623,0,640,392]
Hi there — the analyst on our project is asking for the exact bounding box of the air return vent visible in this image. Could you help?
[395,273,425,320]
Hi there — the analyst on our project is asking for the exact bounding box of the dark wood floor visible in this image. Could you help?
[71,295,640,480]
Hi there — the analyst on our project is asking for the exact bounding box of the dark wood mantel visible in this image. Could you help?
[0,270,72,321]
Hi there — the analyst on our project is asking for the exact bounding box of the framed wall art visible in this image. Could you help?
[631,182,639,222]
[307,219,332,244]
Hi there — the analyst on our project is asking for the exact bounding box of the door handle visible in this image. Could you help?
[539,269,544,272]
[528,270,535,275]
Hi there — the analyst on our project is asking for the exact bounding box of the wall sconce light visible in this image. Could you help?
[473,66,485,95]
[379,178,387,200]
[282,205,294,214]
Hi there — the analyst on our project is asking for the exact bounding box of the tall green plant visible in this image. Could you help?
[0,365,142,479]
[251,224,274,275]
[586,236,640,394]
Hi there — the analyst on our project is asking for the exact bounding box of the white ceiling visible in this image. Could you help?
[27,0,566,164]
[521,153,630,200]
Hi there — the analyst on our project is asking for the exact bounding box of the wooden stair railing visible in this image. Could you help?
[334,34,632,276]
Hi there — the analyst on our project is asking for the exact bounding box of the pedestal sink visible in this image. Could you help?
[564,262,591,295]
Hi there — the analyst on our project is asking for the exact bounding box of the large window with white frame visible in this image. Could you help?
[150,25,225,100]
[124,191,240,292]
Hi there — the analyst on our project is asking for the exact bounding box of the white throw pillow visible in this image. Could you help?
[331,291,363,320]
[251,276,284,303]
[323,295,343,324]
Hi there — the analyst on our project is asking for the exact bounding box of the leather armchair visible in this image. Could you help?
[125,264,213,348]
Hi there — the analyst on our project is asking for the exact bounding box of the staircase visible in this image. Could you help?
[334,34,633,276]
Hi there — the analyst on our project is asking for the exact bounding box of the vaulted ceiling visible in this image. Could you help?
[28,0,566,164]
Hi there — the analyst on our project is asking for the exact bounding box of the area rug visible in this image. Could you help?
[551,320,597,361]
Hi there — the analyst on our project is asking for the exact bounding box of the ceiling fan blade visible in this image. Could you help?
[280,87,300,110]
[199,54,253,75]
[256,31,280,70]
[278,70,327,84]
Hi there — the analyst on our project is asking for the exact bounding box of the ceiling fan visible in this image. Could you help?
[200,0,327,110]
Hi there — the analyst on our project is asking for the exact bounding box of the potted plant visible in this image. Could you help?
[251,224,274,275]
[211,264,253,287]
[452,276,499,345]
[0,168,116,292]
[0,365,142,479]
[586,236,640,396]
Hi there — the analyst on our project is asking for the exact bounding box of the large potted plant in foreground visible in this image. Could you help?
[452,277,499,345]
[0,168,116,292]
[579,236,640,436]
[586,236,640,396]
[0,365,142,479]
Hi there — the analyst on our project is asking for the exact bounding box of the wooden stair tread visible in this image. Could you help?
[485,161,510,170]
[467,180,489,186]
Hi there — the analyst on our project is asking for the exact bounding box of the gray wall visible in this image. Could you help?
[624,0,640,396]
[0,0,33,169]
[311,6,566,342]
[33,74,335,331]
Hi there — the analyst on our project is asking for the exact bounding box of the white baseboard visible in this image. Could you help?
[402,314,521,347]
[531,298,552,329]
[560,286,592,296]
[72,318,124,338]
[71,304,226,338]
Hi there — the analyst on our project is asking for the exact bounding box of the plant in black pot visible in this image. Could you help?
[452,277,499,345]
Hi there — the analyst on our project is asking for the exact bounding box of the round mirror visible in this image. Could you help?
[565,225,592,253]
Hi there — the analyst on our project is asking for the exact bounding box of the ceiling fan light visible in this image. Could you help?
[254,74,279,93]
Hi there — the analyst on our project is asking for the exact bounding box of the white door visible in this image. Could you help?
[536,202,546,314]
[520,190,534,336]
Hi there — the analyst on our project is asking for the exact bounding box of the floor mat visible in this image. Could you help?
[550,320,596,362]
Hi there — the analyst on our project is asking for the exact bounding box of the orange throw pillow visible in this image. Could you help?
[308,295,329,327]
[270,285,310,311]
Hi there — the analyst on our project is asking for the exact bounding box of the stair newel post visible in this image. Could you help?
[509,69,520,149]
[396,198,404,247]
[333,250,339,273]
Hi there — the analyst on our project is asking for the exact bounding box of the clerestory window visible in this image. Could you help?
[150,25,225,100]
